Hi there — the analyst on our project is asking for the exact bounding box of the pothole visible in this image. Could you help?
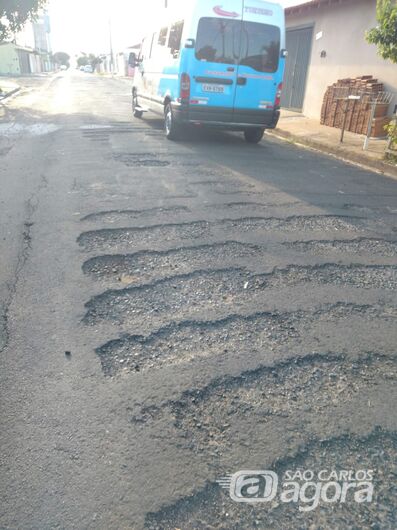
[145,429,397,530]
[96,304,395,376]
[0,146,13,157]
[81,206,190,223]
[206,201,302,211]
[97,309,301,376]
[190,179,254,189]
[79,125,113,130]
[82,241,265,282]
[0,123,59,137]
[84,265,397,326]
[78,221,211,250]
[113,153,170,167]
[155,354,396,453]
[342,203,397,215]
[78,215,369,251]
[285,238,397,257]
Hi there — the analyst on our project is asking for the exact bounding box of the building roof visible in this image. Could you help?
[285,0,355,15]
[0,42,36,53]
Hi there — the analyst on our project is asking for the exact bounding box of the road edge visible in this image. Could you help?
[268,127,397,181]
[0,87,21,101]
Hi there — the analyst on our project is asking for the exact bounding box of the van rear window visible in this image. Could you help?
[195,18,241,65]
[195,17,280,73]
[240,21,280,73]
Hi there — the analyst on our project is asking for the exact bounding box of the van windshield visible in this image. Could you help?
[195,17,280,73]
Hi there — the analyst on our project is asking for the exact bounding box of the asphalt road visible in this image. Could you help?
[0,71,396,529]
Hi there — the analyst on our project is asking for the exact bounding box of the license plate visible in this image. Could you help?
[202,84,225,93]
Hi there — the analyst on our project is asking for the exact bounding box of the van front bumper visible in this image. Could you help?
[173,103,280,130]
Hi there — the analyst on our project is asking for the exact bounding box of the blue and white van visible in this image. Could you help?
[131,0,286,142]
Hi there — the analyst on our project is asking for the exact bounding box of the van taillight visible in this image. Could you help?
[275,82,283,107]
[180,73,190,100]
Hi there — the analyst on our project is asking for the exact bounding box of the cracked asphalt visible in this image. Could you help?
[0,71,396,529]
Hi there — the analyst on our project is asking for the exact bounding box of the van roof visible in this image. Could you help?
[164,0,284,19]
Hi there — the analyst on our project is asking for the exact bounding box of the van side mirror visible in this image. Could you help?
[280,49,288,58]
[185,38,195,48]
[128,52,138,67]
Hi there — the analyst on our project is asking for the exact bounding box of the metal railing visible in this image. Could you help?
[333,88,394,150]
[386,112,397,156]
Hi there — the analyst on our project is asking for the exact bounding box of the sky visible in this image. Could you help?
[48,0,307,57]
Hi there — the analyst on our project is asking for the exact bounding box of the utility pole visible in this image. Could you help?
[109,17,114,74]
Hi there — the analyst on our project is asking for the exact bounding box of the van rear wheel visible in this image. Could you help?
[244,128,265,144]
[164,103,181,141]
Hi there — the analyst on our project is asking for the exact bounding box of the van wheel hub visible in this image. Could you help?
[165,108,172,135]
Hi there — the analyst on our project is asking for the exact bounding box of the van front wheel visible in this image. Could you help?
[164,103,181,141]
[132,91,143,119]
[244,128,265,144]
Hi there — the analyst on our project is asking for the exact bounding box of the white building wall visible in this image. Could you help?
[286,0,397,118]
[14,23,36,49]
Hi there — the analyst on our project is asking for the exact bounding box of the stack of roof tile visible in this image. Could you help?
[321,76,389,137]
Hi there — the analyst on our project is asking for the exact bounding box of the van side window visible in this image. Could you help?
[168,20,184,58]
[158,27,168,46]
[141,34,154,60]
[150,33,158,58]
[139,38,145,60]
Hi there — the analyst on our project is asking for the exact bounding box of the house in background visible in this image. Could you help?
[32,11,53,72]
[282,0,397,118]
[0,43,36,75]
[0,10,53,75]
[97,44,141,77]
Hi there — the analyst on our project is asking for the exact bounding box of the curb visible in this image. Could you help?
[0,87,21,101]
[268,127,397,180]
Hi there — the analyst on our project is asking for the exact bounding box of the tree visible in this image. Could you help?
[76,53,102,71]
[366,0,397,63]
[0,0,47,42]
[77,56,89,67]
[52,51,70,67]
[88,53,102,71]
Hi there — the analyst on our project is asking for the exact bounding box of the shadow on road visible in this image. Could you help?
[3,103,397,216]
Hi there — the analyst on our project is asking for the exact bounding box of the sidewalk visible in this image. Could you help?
[0,73,56,100]
[0,79,20,100]
[270,110,397,179]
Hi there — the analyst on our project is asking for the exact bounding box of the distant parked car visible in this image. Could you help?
[79,65,85,71]
[84,65,93,73]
